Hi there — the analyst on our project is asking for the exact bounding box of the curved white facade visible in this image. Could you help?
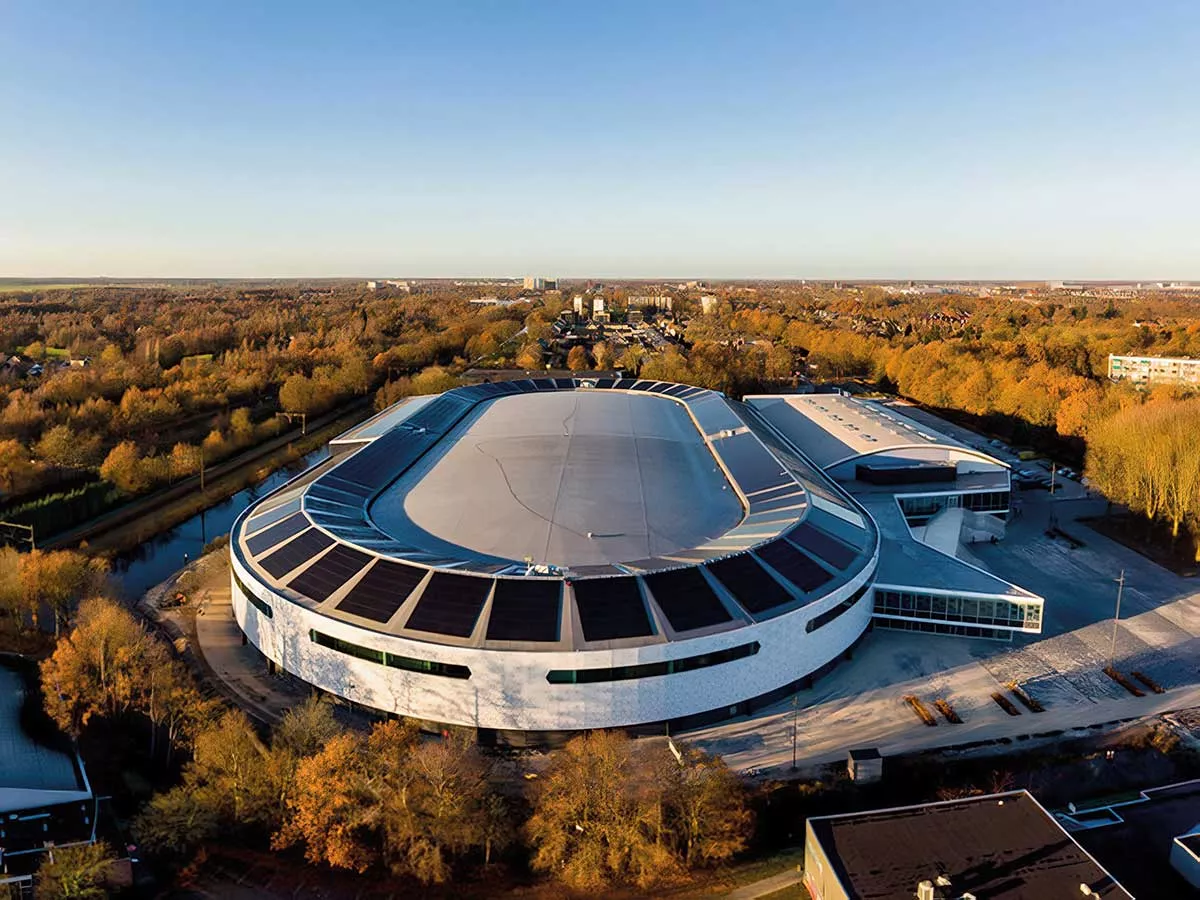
[230,378,880,740]
[232,552,875,733]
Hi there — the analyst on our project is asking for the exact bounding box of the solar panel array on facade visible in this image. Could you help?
[259,529,334,579]
[573,577,654,641]
[486,579,562,642]
[706,552,793,614]
[335,559,426,623]
[642,566,732,632]
[405,572,493,638]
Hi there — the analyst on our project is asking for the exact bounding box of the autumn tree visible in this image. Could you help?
[279,373,317,414]
[526,731,681,891]
[1087,397,1200,555]
[18,549,108,634]
[40,596,206,746]
[34,425,103,470]
[35,841,117,900]
[591,341,614,371]
[515,342,544,371]
[276,720,507,883]
[274,728,380,872]
[100,441,150,494]
[273,694,341,758]
[566,345,591,372]
[0,437,35,494]
[663,745,751,867]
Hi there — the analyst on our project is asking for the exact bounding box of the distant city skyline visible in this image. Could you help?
[3,1,1199,279]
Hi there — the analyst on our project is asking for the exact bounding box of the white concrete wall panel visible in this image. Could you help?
[231,553,875,732]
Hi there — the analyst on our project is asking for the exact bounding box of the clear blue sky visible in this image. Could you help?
[3,1,1198,279]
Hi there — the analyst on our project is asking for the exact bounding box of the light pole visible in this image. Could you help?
[1109,569,1125,670]
[790,692,799,772]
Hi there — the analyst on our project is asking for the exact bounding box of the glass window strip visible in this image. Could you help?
[233,567,273,619]
[308,629,470,679]
[546,641,759,685]
[805,583,870,633]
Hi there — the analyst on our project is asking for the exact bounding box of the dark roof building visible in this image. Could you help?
[804,790,1132,900]
[0,659,96,880]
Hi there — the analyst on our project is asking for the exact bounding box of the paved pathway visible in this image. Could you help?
[726,868,804,899]
[141,550,307,725]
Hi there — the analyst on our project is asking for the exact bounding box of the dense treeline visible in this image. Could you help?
[0,284,535,527]
[681,287,1200,554]
[1085,397,1200,554]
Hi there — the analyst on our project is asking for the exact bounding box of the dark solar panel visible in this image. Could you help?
[510,379,539,393]
[490,380,523,395]
[629,380,656,391]
[404,572,493,637]
[530,378,558,391]
[333,428,438,489]
[552,378,576,389]
[662,384,692,397]
[613,378,638,389]
[714,432,792,495]
[486,579,562,642]
[789,521,859,570]
[402,391,477,433]
[572,577,654,641]
[469,382,506,398]
[593,378,616,389]
[643,567,733,632]
[335,559,428,623]
[755,540,834,593]
[287,544,373,602]
[246,512,310,556]
[705,552,793,614]
[258,529,335,579]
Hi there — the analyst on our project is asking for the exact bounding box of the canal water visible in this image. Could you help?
[112,447,329,600]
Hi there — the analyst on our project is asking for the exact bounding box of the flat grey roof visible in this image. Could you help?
[374,391,743,568]
[745,394,983,470]
[0,663,90,814]
[863,493,1038,600]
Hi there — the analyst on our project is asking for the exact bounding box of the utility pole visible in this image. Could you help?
[1109,569,1125,670]
[1049,463,1056,496]
[790,692,799,772]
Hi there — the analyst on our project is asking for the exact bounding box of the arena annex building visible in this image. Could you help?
[230,378,1043,745]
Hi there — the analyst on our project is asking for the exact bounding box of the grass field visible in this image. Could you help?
[0,282,96,293]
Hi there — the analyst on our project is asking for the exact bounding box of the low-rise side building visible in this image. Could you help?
[0,659,96,884]
[1108,353,1200,386]
[804,791,1132,899]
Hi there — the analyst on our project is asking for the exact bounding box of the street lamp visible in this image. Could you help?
[790,692,799,772]
[1109,569,1126,670]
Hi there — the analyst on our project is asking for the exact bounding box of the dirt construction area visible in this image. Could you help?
[688,482,1200,774]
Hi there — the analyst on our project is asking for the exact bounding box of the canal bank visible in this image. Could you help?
[49,398,371,559]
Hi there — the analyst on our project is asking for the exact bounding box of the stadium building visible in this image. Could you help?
[230,379,1042,744]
